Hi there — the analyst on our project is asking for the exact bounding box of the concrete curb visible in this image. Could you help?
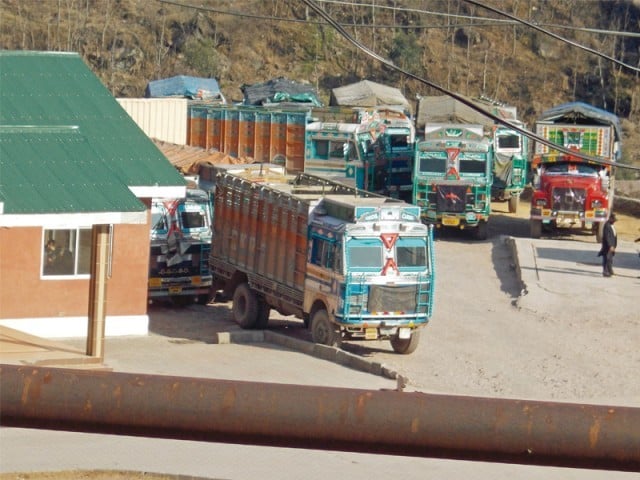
[213,329,403,382]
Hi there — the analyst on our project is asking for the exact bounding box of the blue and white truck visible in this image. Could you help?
[209,170,436,354]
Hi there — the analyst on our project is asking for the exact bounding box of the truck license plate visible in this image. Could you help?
[169,286,183,294]
[442,216,460,226]
[365,328,378,340]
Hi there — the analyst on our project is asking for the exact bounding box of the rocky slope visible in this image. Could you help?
[1,0,639,172]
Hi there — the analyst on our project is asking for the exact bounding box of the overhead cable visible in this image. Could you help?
[461,0,640,73]
[159,0,640,37]
[299,0,639,171]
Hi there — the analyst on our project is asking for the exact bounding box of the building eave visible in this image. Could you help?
[0,210,147,228]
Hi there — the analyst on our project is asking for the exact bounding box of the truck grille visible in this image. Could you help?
[435,185,467,213]
[368,285,418,313]
[552,187,586,212]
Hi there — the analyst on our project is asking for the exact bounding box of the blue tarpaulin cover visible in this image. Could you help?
[145,75,225,101]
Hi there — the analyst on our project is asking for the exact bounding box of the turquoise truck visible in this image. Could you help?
[303,107,416,200]
[412,124,493,240]
[303,120,385,193]
[209,170,436,354]
[416,95,529,214]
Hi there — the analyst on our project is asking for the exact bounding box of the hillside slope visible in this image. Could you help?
[1,0,639,171]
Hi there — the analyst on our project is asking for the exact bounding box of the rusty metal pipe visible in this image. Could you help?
[1,364,639,471]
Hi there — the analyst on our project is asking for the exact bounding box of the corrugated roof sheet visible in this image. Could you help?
[0,51,185,190]
[154,140,256,175]
[0,126,144,215]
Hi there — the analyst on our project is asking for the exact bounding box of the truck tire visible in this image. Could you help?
[232,283,258,329]
[311,309,340,347]
[595,221,604,244]
[508,195,519,214]
[530,219,542,238]
[255,298,270,329]
[473,221,488,241]
[390,329,420,354]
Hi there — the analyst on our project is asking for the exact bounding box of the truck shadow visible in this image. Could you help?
[147,300,238,344]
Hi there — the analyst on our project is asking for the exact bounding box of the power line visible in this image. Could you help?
[315,0,640,37]
[298,0,639,171]
[158,0,640,36]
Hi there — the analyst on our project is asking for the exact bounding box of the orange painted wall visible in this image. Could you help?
[0,209,151,320]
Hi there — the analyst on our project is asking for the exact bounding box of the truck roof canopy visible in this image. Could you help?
[538,102,622,142]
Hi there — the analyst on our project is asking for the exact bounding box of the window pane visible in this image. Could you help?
[459,159,486,174]
[315,140,329,158]
[348,244,382,268]
[419,156,447,173]
[43,229,75,276]
[181,210,206,229]
[497,134,520,149]
[77,229,92,274]
[396,245,427,268]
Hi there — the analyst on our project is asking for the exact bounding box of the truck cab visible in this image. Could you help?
[529,102,620,240]
[304,121,384,193]
[148,188,213,304]
[413,124,493,240]
[492,122,529,213]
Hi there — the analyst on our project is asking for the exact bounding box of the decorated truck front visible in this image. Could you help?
[304,121,385,193]
[308,199,435,353]
[149,188,213,304]
[492,122,529,213]
[412,124,493,240]
[210,171,435,354]
[529,102,620,240]
[352,107,416,202]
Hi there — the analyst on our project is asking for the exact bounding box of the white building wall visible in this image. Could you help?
[117,98,188,145]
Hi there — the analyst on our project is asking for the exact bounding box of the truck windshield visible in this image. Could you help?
[386,129,411,149]
[418,155,447,173]
[459,157,487,174]
[179,204,209,231]
[545,163,599,176]
[396,238,428,269]
[497,133,521,150]
[347,238,383,270]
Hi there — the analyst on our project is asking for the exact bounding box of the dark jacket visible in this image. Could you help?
[598,220,617,256]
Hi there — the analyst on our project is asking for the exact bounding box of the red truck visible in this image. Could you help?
[530,102,621,241]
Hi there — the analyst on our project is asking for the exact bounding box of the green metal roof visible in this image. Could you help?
[0,126,145,215]
[0,50,185,222]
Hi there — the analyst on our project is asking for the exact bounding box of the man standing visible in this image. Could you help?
[599,213,618,277]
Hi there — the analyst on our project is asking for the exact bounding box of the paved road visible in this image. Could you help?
[2,210,639,479]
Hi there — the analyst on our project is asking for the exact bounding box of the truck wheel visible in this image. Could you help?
[530,220,542,239]
[255,298,270,329]
[390,329,420,354]
[473,221,488,241]
[311,309,340,347]
[232,283,258,329]
[595,222,604,243]
[508,196,519,213]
